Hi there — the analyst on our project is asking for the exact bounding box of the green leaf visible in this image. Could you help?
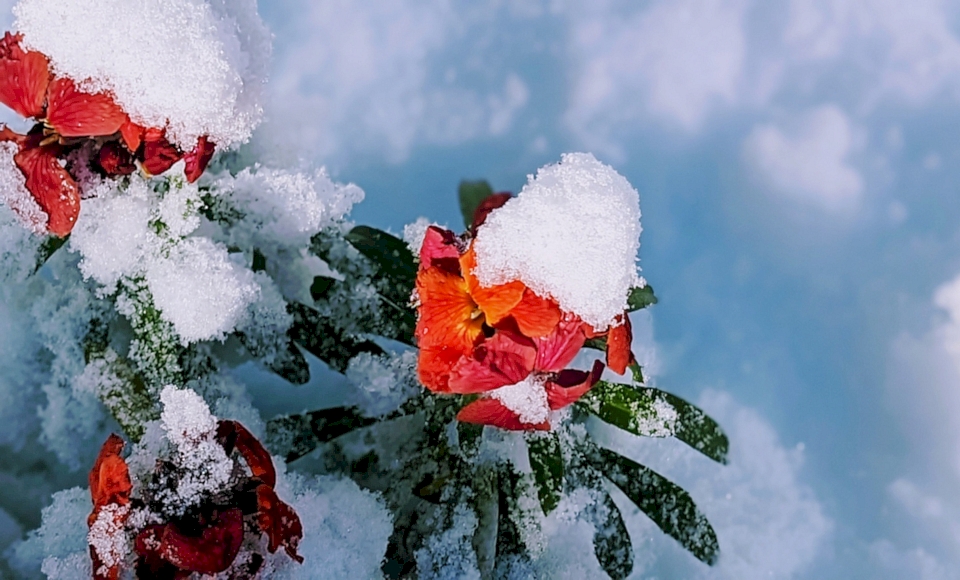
[34,235,69,273]
[267,341,311,385]
[288,302,384,373]
[345,225,417,288]
[458,180,494,229]
[266,406,378,462]
[309,275,337,301]
[628,361,645,384]
[527,432,564,515]
[578,381,729,464]
[626,284,658,311]
[589,489,634,580]
[592,447,720,565]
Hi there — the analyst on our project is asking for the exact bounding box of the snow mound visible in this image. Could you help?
[14,0,271,149]
[472,153,641,329]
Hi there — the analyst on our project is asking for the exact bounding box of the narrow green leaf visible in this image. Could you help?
[345,225,417,288]
[589,489,634,580]
[268,341,311,385]
[458,180,494,229]
[266,406,378,462]
[527,432,564,515]
[628,361,645,384]
[592,447,720,565]
[578,381,729,464]
[34,235,69,273]
[288,302,384,373]
[626,284,658,311]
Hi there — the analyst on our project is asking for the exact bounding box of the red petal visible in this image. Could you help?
[155,509,245,574]
[14,145,80,237]
[183,135,215,183]
[533,313,586,372]
[417,343,468,393]
[45,78,125,137]
[216,420,276,488]
[0,33,50,119]
[447,331,536,394]
[415,266,484,352]
[119,117,144,152]
[508,289,561,338]
[97,141,136,176]
[606,314,634,375]
[456,398,550,431]
[0,124,28,147]
[419,225,461,273]
[256,484,304,563]
[471,192,512,231]
[546,360,604,410]
[141,128,182,175]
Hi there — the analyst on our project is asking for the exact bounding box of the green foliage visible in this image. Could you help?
[345,225,417,289]
[287,302,384,373]
[590,447,720,565]
[589,489,634,580]
[34,235,69,273]
[626,284,658,311]
[458,180,494,229]
[579,380,729,464]
[266,406,379,462]
[528,432,564,515]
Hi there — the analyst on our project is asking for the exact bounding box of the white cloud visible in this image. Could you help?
[742,105,863,213]
[563,0,748,156]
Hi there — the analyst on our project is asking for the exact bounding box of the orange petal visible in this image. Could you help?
[418,343,469,393]
[183,135,215,183]
[606,314,634,375]
[256,484,304,563]
[415,266,483,352]
[119,117,144,152]
[0,33,50,119]
[87,433,131,529]
[456,398,550,431]
[509,289,561,338]
[14,145,80,237]
[459,246,524,326]
[45,78,126,137]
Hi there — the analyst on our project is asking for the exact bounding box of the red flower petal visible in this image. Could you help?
[508,289,561,338]
[415,266,484,352]
[606,314,634,375]
[45,77,126,137]
[0,32,50,119]
[14,145,81,237]
[97,141,136,176]
[533,313,586,372]
[448,331,536,394]
[419,225,461,273]
[183,135,215,183]
[545,360,604,410]
[216,420,276,488]
[471,192,512,231]
[456,398,550,431]
[139,509,245,574]
[119,117,144,152]
[256,484,304,563]
[88,434,131,513]
[141,128,182,175]
[417,343,468,393]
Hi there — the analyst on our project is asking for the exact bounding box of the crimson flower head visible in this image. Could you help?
[0,32,218,237]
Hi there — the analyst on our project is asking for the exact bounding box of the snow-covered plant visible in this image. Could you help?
[0,1,728,579]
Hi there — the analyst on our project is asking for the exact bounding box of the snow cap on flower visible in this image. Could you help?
[13,0,271,149]
[472,153,642,330]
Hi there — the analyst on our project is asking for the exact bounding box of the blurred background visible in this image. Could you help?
[7,0,960,577]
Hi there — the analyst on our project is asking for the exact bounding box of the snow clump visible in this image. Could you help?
[14,0,271,149]
[472,152,642,329]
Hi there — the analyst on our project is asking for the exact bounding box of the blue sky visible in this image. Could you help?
[252,0,960,577]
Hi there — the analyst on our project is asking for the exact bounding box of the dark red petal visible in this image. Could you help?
[45,77,126,137]
[0,32,50,119]
[606,314,634,375]
[183,135,215,183]
[157,509,245,574]
[97,141,136,176]
[533,313,586,372]
[456,398,550,431]
[216,420,277,488]
[419,225,462,273]
[546,359,604,410]
[471,192,512,231]
[14,145,80,237]
[256,484,304,563]
[447,331,536,394]
[141,128,182,175]
[119,117,144,152]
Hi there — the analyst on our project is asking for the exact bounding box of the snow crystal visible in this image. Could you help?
[346,350,419,417]
[472,153,641,329]
[145,237,260,344]
[8,487,90,578]
[403,217,434,257]
[415,504,481,580]
[14,0,271,149]
[0,142,46,235]
[40,552,92,580]
[159,384,217,444]
[87,504,129,576]
[491,376,550,425]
